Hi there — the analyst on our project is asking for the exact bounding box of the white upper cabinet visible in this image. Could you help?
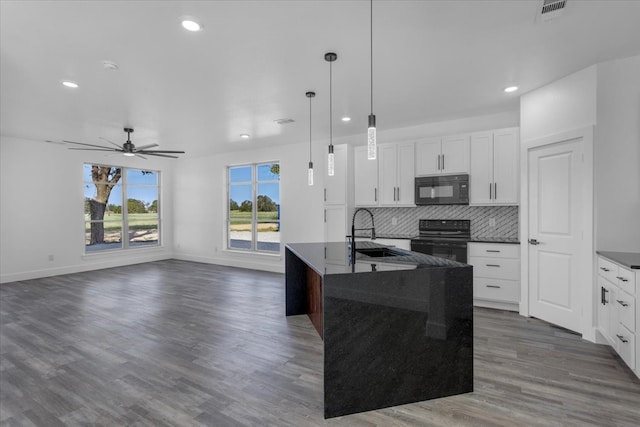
[415,135,469,175]
[378,142,415,206]
[324,144,347,205]
[470,127,519,205]
[354,145,378,206]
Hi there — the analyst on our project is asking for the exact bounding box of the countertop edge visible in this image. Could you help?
[596,250,640,270]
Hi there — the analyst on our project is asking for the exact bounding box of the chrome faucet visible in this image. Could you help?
[350,208,376,265]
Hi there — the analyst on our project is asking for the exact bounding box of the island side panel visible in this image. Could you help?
[306,266,323,338]
[285,247,308,316]
[323,266,473,419]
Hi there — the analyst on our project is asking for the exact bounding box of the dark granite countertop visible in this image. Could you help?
[596,251,640,269]
[286,241,466,276]
[470,237,520,244]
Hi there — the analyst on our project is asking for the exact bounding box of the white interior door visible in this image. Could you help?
[528,138,584,333]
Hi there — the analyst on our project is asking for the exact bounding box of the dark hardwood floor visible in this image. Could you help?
[1,260,639,426]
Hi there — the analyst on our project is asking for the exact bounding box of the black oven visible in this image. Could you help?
[410,219,470,264]
[414,174,469,205]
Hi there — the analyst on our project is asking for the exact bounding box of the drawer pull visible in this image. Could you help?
[486,250,500,253]
[616,276,629,282]
[616,334,629,343]
[486,285,501,289]
[616,300,629,307]
[486,264,501,267]
[599,267,610,272]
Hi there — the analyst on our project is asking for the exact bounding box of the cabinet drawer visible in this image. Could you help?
[615,324,635,371]
[474,278,520,303]
[615,289,635,332]
[616,265,636,296]
[597,257,618,284]
[469,257,520,280]
[469,243,519,258]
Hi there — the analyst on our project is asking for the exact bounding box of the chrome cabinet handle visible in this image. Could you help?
[528,239,540,245]
[616,300,629,307]
[616,276,629,282]
[442,154,445,170]
[324,188,327,202]
[489,183,492,199]
[616,334,629,343]
[486,264,501,267]
[437,154,441,170]
[397,187,400,201]
[486,250,500,253]
[374,188,377,202]
[486,285,501,288]
[600,267,610,272]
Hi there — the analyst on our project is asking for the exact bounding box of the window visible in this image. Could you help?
[228,162,280,253]
[84,164,160,252]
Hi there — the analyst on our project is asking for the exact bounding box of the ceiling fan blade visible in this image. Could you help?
[68,147,120,152]
[99,137,125,149]
[63,140,115,150]
[144,153,179,159]
[134,154,148,159]
[44,139,65,145]
[139,150,185,154]
[134,143,159,150]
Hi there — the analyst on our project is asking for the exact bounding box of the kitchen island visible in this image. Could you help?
[285,241,473,418]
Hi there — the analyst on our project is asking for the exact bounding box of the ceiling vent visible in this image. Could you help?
[538,0,568,21]
[274,118,295,125]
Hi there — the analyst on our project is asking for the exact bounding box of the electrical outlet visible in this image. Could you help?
[489,218,496,227]
[391,217,398,226]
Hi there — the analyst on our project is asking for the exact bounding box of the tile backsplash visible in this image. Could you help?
[355,205,519,240]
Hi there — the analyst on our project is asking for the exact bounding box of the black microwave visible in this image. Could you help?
[415,174,469,205]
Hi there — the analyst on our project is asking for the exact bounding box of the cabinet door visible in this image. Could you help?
[493,128,519,205]
[354,146,378,206]
[597,278,615,344]
[324,205,347,243]
[441,134,469,174]
[415,137,441,175]
[324,144,347,205]
[396,141,415,205]
[378,143,397,206]
[470,132,493,204]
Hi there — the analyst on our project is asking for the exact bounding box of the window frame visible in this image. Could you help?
[227,162,280,254]
[83,164,161,254]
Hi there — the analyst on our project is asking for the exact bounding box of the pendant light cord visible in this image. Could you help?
[329,59,333,147]
[370,0,373,115]
[309,95,312,162]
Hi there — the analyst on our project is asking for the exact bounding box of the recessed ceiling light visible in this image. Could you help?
[240,134,250,139]
[62,81,79,88]
[504,86,519,93]
[341,117,351,122]
[181,19,202,32]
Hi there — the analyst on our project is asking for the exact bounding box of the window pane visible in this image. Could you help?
[83,164,122,184]
[230,184,252,214]
[126,169,158,186]
[129,219,159,247]
[230,165,252,183]
[85,221,122,251]
[127,187,158,214]
[257,226,280,252]
[257,163,280,181]
[229,222,253,250]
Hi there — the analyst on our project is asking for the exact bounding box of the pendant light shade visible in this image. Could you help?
[325,52,337,176]
[367,0,377,160]
[306,91,316,186]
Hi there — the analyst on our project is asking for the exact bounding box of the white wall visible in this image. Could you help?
[595,55,640,252]
[520,66,597,142]
[0,136,175,283]
[171,139,325,273]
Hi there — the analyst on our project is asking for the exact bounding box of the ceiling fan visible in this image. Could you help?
[60,127,185,159]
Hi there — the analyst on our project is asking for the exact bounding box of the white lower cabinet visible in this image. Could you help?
[596,254,638,377]
[468,242,520,311]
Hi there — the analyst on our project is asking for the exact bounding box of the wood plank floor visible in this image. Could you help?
[1,259,639,426]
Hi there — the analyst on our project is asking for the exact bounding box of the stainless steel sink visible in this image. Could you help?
[355,247,409,258]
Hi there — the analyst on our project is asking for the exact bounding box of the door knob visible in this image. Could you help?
[528,238,540,245]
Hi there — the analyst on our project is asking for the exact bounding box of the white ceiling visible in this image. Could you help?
[2,0,640,157]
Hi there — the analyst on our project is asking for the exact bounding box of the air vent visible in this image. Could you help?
[274,118,295,125]
[538,0,567,21]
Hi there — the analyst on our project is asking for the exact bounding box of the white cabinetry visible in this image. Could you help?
[378,142,415,206]
[324,144,353,242]
[354,145,378,206]
[470,127,519,205]
[596,255,638,377]
[415,134,469,176]
[468,242,520,311]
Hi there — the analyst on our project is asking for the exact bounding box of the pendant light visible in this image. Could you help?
[306,91,316,186]
[367,0,377,160]
[325,52,337,176]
